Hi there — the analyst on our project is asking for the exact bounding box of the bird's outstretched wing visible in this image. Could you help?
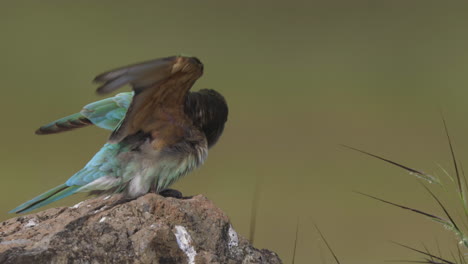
[35,55,203,138]
[94,55,204,143]
[35,92,133,135]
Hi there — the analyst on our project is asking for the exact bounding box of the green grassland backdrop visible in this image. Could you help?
[2,1,468,263]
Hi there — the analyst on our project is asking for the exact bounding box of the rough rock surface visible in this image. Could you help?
[0,194,281,264]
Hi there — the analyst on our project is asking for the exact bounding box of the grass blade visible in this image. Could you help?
[314,224,341,264]
[355,191,448,224]
[292,219,299,264]
[249,177,262,244]
[392,242,456,264]
[441,117,463,201]
[341,145,438,184]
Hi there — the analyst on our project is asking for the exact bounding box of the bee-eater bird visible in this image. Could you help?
[10,55,228,214]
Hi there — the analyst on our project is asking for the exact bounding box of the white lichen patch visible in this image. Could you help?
[99,217,107,223]
[92,205,109,214]
[70,201,84,209]
[228,225,239,249]
[25,218,38,228]
[174,225,197,264]
[0,239,30,245]
[149,222,164,229]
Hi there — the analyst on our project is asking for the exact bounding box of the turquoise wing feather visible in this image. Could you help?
[9,184,80,213]
[81,92,132,130]
[12,93,134,213]
[36,92,133,134]
[10,142,128,214]
[66,143,125,186]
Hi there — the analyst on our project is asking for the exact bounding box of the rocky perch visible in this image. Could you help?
[0,194,281,264]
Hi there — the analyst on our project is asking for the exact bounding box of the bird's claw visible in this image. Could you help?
[159,189,193,199]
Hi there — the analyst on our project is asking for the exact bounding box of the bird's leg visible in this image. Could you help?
[158,189,193,199]
[159,189,184,199]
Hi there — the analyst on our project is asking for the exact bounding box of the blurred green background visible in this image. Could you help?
[2,1,468,263]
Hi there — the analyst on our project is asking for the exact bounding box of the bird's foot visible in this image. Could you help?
[159,189,183,198]
[159,189,192,199]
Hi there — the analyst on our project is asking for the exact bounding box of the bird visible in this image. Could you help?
[10,55,228,214]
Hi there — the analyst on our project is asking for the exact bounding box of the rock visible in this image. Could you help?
[0,194,282,264]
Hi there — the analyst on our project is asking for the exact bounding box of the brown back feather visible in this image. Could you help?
[94,56,204,145]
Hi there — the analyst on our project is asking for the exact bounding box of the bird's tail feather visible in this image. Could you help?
[35,112,92,135]
[10,184,79,214]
